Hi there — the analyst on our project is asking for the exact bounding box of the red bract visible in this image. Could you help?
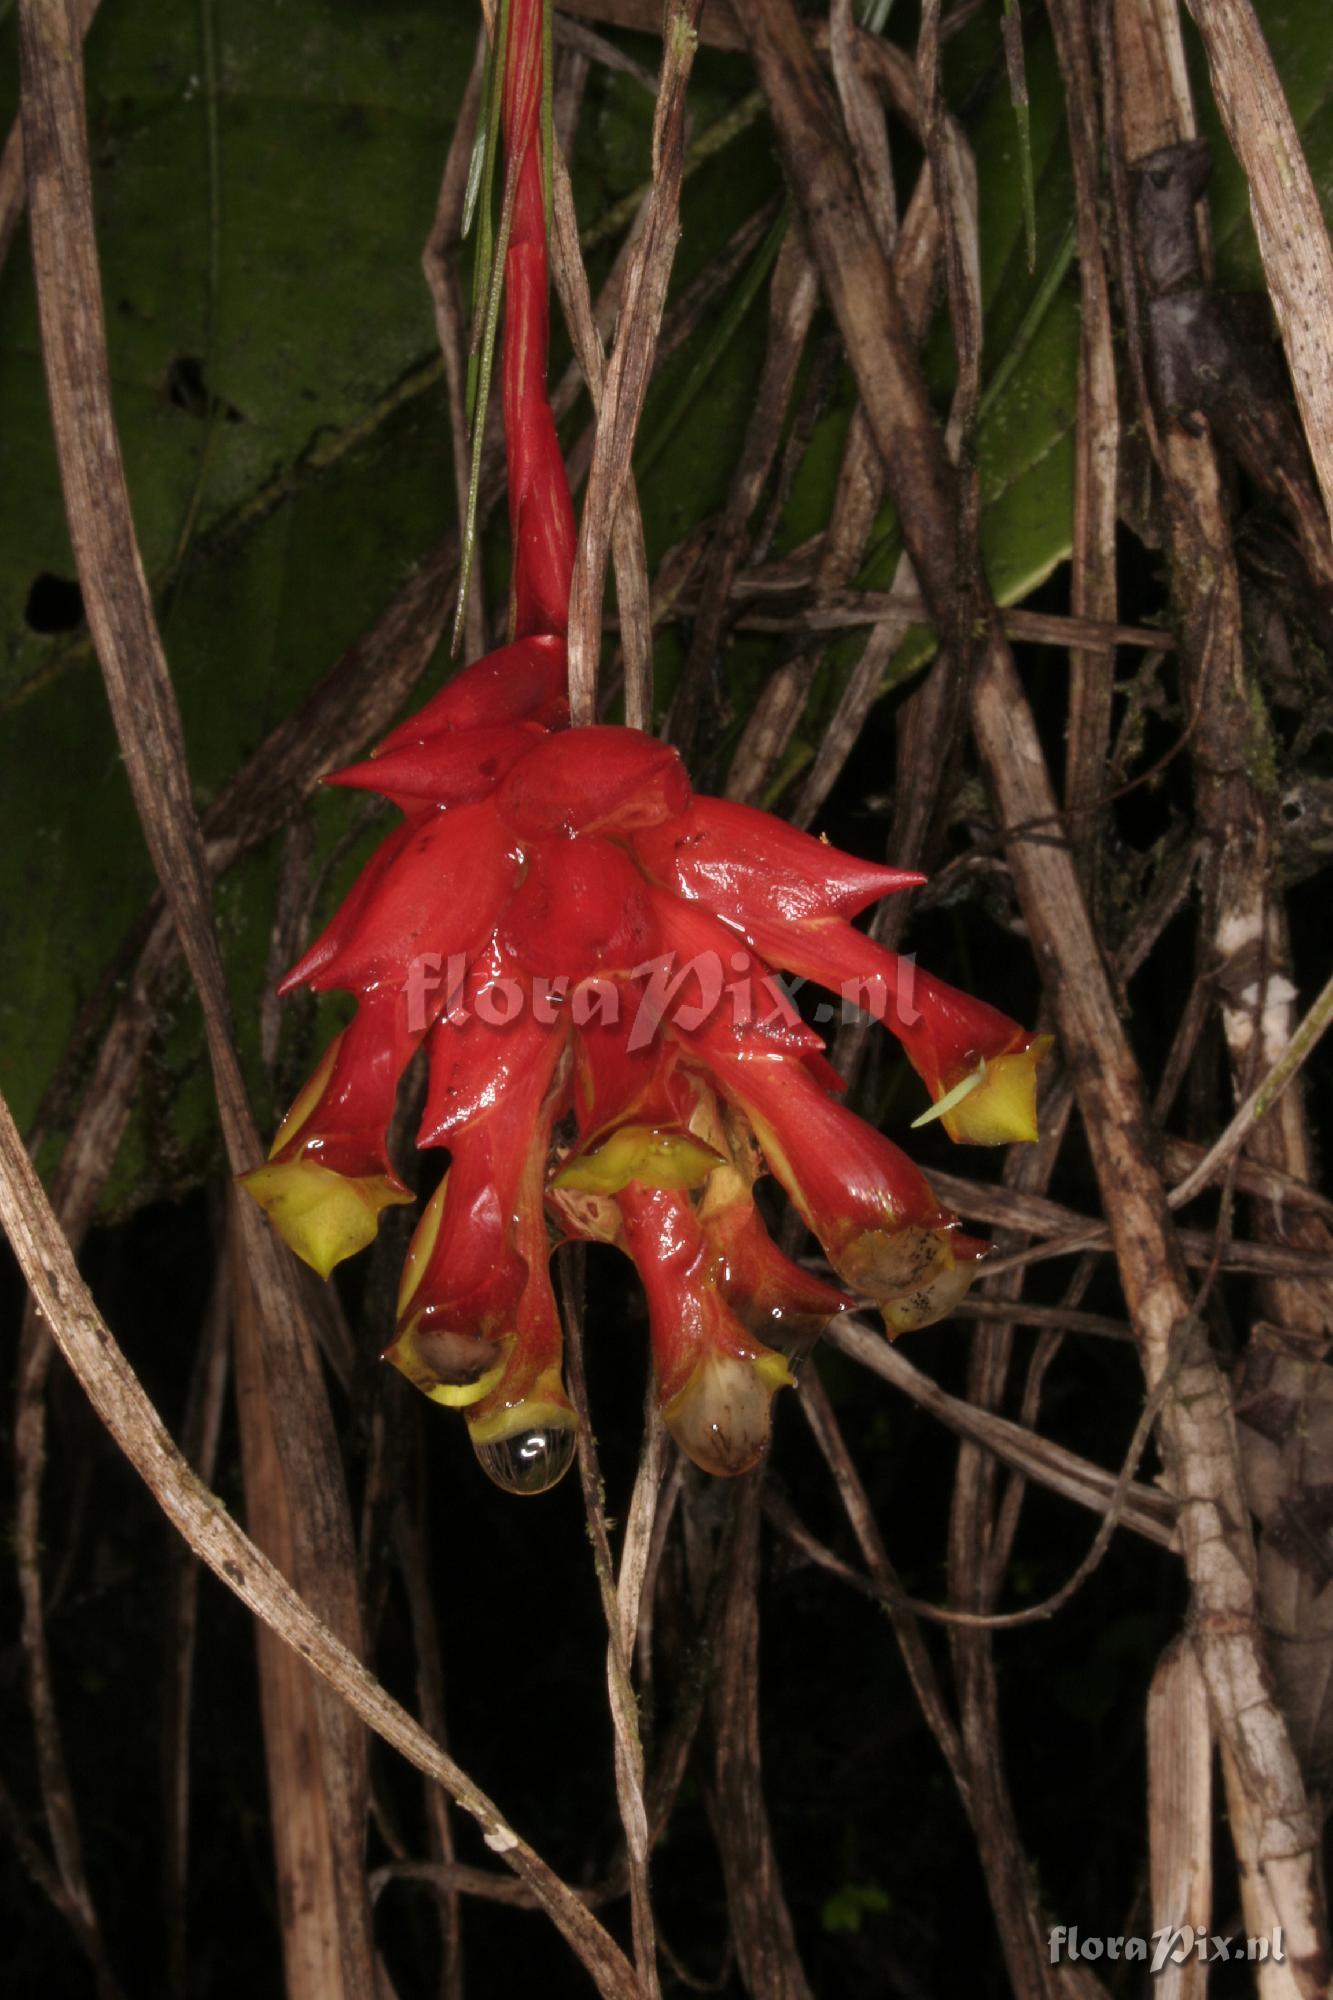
[242,0,1048,1493]
[388,997,576,1490]
[417,947,560,1146]
[617,1183,794,1479]
[279,801,518,996]
[495,726,691,839]
[691,1047,988,1337]
[634,796,1049,1143]
[325,721,547,816]
[633,795,924,920]
[375,634,569,742]
[497,836,658,980]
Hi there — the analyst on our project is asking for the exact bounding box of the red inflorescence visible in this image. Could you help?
[241,0,1048,1493]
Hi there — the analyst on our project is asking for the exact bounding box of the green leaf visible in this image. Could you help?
[0,8,776,1202]
[821,1882,891,1935]
[5,0,1327,1219]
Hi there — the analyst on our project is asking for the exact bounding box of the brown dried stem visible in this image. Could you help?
[567,0,703,723]
[18,1,375,1984]
[0,1081,642,2000]
[562,1262,661,1998]
[550,150,656,728]
[14,1311,119,1996]
[742,0,1328,1983]
[1107,11,1333,1976]
[162,1241,232,1999]
[1181,0,1333,529]
[709,1479,814,2000]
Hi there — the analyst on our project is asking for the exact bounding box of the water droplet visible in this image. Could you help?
[472,1421,576,1495]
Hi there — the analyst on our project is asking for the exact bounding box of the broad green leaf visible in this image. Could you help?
[0,9,777,1206]
[3,0,1328,1220]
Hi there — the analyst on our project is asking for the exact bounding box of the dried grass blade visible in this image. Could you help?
[711,1481,814,2000]
[550,151,655,725]
[0,1083,642,2000]
[424,29,489,664]
[566,0,704,724]
[743,7,1327,1972]
[1148,1641,1212,2000]
[1182,0,1333,530]
[560,1263,660,1996]
[17,4,375,1985]
[825,1320,1175,1546]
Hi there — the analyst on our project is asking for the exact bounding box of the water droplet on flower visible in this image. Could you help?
[472,1421,576,1495]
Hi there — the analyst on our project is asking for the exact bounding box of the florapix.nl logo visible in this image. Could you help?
[1049,1925,1286,1972]
[401,948,924,1046]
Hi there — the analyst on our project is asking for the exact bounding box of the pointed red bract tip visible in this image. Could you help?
[635,796,924,923]
[323,721,547,813]
[280,801,518,995]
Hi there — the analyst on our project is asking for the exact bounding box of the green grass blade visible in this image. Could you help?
[462,112,489,244]
[454,156,520,656]
[467,0,511,428]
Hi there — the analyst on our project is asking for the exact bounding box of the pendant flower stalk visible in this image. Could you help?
[242,0,1048,1491]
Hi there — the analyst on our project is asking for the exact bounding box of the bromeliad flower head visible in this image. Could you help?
[241,0,1048,1492]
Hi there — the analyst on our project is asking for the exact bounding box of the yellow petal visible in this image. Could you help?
[239,1156,413,1278]
[935,1035,1053,1146]
[467,1380,574,1445]
[551,1123,723,1195]
[910,1064,986,1130]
